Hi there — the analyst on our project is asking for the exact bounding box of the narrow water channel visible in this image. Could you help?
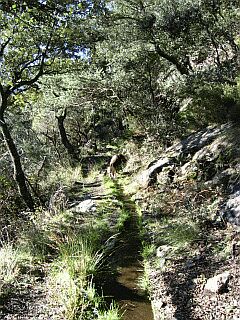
[114,262,154,320]
[103,196,154,320]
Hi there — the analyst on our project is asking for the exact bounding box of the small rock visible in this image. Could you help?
[71,199,96,213]
[205,271,230,293]
[156,245,172,258]
[186,259,195,268]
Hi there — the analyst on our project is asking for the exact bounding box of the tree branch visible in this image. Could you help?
[0,38,11,58]
[153,42,190,75]
[13,51,42,83]
[0,82,8,119]
[9,24,55,94]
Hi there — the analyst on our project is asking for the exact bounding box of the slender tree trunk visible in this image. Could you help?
[56,108,78,160]
[0,118,35,210]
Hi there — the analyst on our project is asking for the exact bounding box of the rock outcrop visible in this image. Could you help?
[221,189,240,226]
[138,123,240,226]
[135,122,240,320]
[138,123,233,187]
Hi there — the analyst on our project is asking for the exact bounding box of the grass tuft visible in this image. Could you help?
[50,232,105,319]
[158,221,200,251]
[98,303,121,320]
[0,243,33,295]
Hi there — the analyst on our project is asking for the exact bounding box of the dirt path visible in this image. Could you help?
[0,175,153,320]
[0,267,62,319]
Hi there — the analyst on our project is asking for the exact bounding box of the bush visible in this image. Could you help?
[182,77,240,126]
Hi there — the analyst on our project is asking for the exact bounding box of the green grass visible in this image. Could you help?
[41,164,83,190]
[98,303,121,320]
[103,177,132,231]
[50,233,101,319]
[142,243,156,260]
[103,178,119,196]
[0,168,126,319]
[138,259,151,295]
[159,221,200,249]
[49,230,121,320]
[0,203,120,319]
[0,242,33,295]
[0,244,21,287]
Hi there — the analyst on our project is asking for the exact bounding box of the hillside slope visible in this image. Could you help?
[131,122,240,320]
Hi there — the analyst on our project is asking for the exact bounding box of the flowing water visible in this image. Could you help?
[103,210,154,320]
[114,263,154,320]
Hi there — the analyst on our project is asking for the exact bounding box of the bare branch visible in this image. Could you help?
[10,22,56,94]
[0,38,11,58]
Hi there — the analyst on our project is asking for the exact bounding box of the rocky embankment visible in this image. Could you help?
[135,123,240,320]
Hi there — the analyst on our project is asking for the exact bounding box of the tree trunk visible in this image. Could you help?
[0,118,35,210]
[56,109,79,161]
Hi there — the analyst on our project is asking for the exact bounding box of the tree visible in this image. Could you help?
[106,0,239,79]
[88,0,239,139]
[0,0,106,209]
[35,69,128,160]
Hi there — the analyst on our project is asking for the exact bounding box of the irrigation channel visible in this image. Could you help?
[102,182,154,320]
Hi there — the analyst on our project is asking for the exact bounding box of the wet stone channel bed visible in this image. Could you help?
[102,210,154,320]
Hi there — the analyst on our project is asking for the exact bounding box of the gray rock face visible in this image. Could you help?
[221,190,240,226]
[70,199,96,213]
[138,123,232,189]
[166,125,227,157]
[138,122,240,228]
[138,157,171,188]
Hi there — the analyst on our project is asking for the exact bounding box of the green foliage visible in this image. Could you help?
[1,0,239,212]
[0,1,239,316]
[213,237,232,261]
[182,77,240,126]
[34,70,128,160]
[0,174,21,212]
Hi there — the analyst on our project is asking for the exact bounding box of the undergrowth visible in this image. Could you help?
[50,231,105,319]
[138,179,225,290]
[0,170,123,320]
[0,242,32,294]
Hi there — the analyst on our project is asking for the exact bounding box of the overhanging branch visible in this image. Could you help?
[153,42,190,75]
[9,25,55,94]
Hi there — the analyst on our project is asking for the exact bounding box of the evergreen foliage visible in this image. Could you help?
[0,0,239,318]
